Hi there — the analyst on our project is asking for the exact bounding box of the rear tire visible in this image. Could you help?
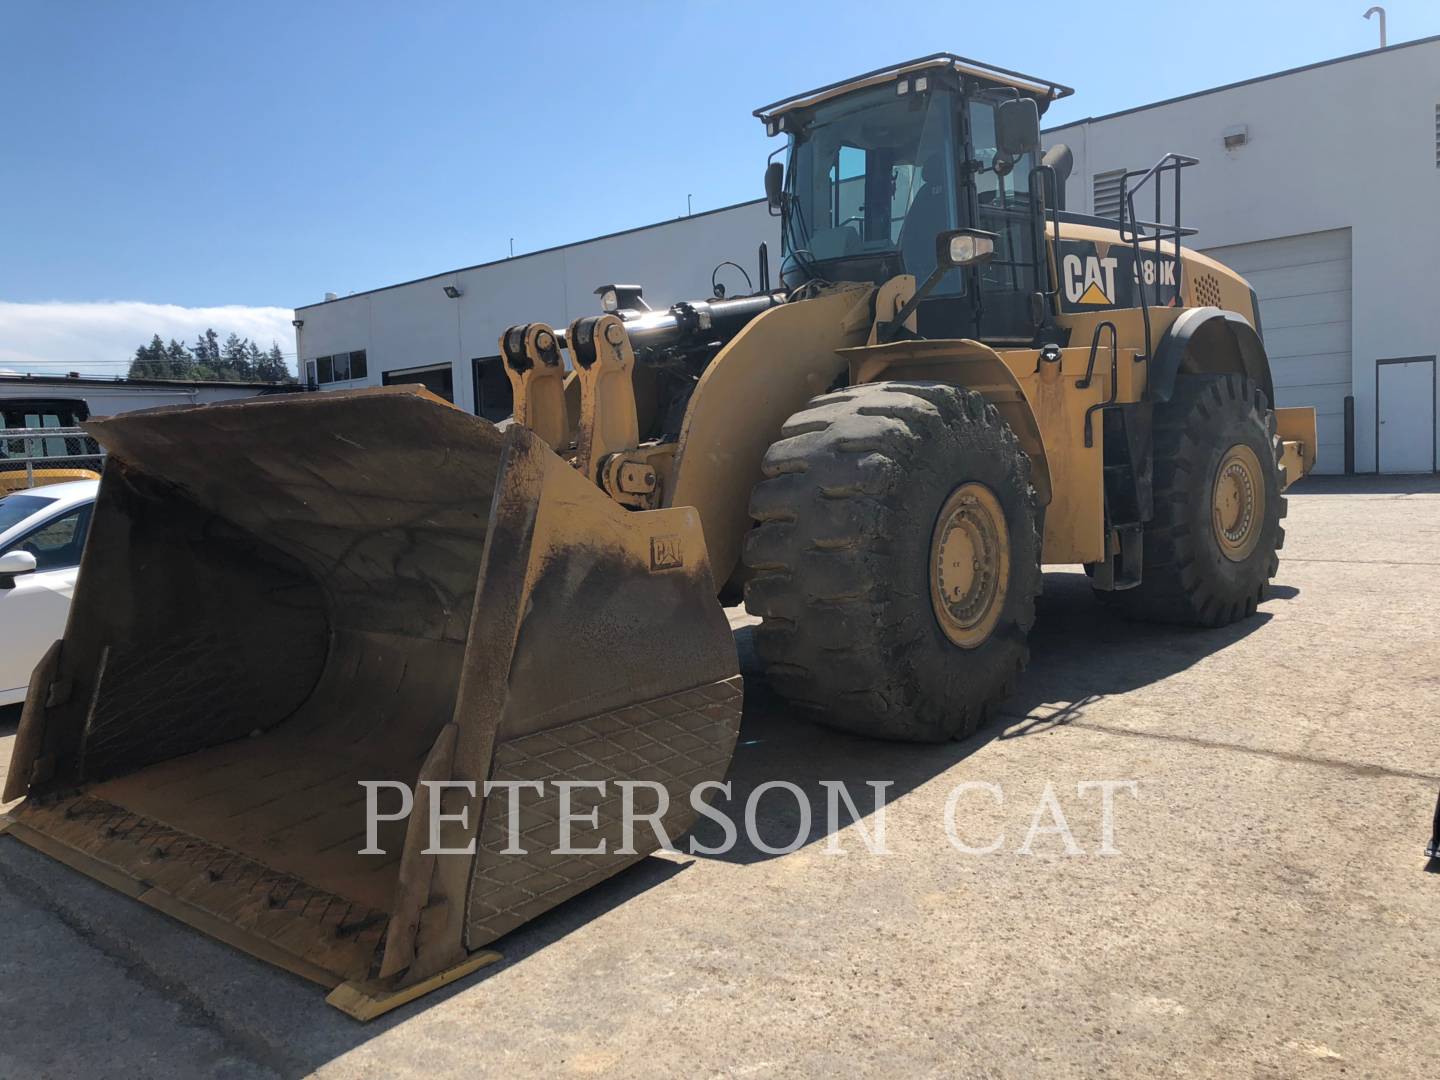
[742,381,1041,743]
[1101,373,1286,626]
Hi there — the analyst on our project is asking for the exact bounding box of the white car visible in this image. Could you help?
[0,479,98,707]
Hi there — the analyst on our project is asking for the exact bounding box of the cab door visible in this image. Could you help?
[963,94,1045,341]
[0,502,91,703]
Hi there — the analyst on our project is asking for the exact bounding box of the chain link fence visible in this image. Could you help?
[0,426,105,490]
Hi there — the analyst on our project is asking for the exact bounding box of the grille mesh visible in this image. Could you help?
[1194,273,1224,308]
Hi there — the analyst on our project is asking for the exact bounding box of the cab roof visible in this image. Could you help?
[753,53,1074,127]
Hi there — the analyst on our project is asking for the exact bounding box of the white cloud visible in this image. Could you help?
[0,300,298,377]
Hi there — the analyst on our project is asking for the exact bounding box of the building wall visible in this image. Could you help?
[295,200,778,415]
[1045,38,1440,473]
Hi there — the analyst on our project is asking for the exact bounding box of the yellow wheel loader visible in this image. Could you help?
[2,53,1315,1017]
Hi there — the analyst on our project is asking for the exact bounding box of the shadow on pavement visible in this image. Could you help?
[688,568,1272,864]
[0,569,1278,1077]
[1289,474,1440,496]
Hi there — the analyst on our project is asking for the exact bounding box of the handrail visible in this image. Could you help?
[1030,163,1063,317]
[0,426,91,438]
[1118,153,1198,362]
[1079,321,1120,449]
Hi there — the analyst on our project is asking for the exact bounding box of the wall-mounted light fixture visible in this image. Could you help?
[1222,124,1249,150]
[443,285,462,299]
[291,318,304,328]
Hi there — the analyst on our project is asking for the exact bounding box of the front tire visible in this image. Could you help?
[742,381,1041,743]
[1102,373,1285,626]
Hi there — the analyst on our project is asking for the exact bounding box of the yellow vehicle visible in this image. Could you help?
[2,54,1314,1017]
[0,398,103,493]
[0,467,101,495]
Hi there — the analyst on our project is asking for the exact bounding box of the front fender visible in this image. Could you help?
[1150,307,1275,407]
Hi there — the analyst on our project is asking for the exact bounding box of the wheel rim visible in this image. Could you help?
[930,482,1010,649]
[1211,443,1265,562]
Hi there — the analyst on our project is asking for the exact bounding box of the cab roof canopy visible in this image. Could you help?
[754,53,1074,130]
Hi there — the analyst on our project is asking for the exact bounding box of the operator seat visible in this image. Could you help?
[898,155,952,281]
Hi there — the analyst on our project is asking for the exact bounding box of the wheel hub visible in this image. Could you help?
[930,482,1010,649]
[1211,443,1265,562]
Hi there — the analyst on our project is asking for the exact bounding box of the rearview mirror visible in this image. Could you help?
[996,97,1041,157]
[935,228,997,270]
[0,549,38,584]
[764,161,784,213]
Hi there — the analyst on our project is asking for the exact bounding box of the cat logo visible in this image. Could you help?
[1063,252,1119,305]
[1058,239,1180,311]
[650,534,684,572]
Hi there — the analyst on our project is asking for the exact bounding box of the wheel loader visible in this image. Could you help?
[2,53,1315,1017]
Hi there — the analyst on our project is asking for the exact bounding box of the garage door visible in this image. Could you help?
[1203,228,1351,474]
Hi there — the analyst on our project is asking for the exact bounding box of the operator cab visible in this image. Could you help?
[756,54,1073,343]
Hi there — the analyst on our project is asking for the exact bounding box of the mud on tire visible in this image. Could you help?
[1101,373,1286,626]
[742,381,1042,743]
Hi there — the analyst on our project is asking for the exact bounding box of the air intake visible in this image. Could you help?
[1092,169,1126,219]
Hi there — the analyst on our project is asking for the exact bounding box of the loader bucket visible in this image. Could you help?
[1,386,741,1017]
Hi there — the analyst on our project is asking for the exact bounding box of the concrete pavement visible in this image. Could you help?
[1,475,1437,1078]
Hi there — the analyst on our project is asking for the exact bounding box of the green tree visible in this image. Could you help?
[127,334,169,379]
[245,340,265,380]
[193,328,220,370]
[165,338,195,379]
[126,328,295,384]
[218,333,252,380]
[259,342,291,383]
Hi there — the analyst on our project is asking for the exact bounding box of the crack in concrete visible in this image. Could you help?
[1002,713,1440,784]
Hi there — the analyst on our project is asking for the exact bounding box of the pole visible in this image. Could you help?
[1363,6,1387,48]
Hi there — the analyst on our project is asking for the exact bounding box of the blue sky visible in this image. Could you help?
[2,0,1435,372]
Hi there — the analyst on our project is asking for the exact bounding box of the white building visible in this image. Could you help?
[294,36,1440,473]
[293,201,778,421]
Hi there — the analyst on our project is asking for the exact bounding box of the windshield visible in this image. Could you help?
[783,84,957,287]
[0,493,57,535]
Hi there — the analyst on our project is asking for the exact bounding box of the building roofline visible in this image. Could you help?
[294,196,769,312]
[0,372,298,391]
[1044,33,1440,132]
